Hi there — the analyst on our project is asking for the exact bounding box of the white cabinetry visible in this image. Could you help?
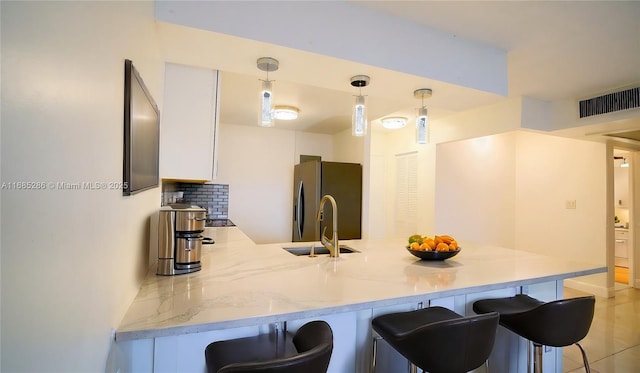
[119,281,562,373]
[160,63,219,181]
[615,229,629,268]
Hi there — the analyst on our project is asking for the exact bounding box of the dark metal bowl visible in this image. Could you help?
[406,247,461,260]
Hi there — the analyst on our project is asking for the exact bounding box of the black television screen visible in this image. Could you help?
[123,59,159,196]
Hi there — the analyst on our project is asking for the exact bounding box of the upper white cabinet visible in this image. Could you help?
[614,167,629,207]
[160,63,219,181]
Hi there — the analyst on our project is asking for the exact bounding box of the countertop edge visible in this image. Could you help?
[115,265,606,342]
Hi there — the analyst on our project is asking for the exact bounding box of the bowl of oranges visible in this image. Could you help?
[406,234,461,260]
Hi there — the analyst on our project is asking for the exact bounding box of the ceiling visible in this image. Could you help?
[173,1,640,137]
[354,1,640,102]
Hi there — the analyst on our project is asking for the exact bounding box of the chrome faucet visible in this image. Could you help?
[316,195,339,258]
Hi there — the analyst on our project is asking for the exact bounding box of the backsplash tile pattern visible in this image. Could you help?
[178,183,229,219]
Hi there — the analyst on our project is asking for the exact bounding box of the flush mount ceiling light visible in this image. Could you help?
[414,88,433,144]
[381,117,408,129]
[351,75,370,137]
[257,57,279,127]
[273,105,299,120]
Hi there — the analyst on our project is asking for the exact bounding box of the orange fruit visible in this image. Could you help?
[436,242,449,252]
[425,239,436,250]
[410,242,420,250]
[436,235,453,245]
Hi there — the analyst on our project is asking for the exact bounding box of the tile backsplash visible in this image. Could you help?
[162,182,229,219]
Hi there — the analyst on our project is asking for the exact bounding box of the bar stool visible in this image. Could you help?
[371,306,500,373]
[204,320,333,373]
[473,294,595,373]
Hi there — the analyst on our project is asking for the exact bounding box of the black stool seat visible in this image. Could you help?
[473,294,595,372]
[372,306,499,373]
[205,320,333,373]
[473,294,594,347]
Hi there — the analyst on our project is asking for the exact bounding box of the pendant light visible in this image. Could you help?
[350,75,370,137]
[414,88,432,144]
[621,158,629,168]
[257,57,279,127]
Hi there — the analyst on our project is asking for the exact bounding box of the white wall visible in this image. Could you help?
[0,2,3,365]
[215,124,295,244]
[373,126,437,240]
[332,128,365,164]
[367,132,390,239]
[434,130,607,291]
[436,132,518,247]
[632,152,640,287]
[434,97,525,144]
[429,95,612,294]
[514,132,606,260]
[1,2,161,371]
[294,131,333,163]
[215,123,371,244]
[216,123,339,244]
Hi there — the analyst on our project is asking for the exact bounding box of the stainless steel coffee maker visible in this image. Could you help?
[157,205,206,275]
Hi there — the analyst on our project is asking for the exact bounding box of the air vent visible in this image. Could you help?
[579,87,640,118]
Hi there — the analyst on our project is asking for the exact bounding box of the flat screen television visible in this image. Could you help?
[123,59,160,196]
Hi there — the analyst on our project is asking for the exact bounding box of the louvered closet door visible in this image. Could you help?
[395,152,418,238]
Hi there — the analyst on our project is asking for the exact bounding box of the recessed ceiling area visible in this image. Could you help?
[219,70,411,134]
[158,1,640,138]
[158,19,505,134]
[605,129,640,143]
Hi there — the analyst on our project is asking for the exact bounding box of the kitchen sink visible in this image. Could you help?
[282,245,359,256]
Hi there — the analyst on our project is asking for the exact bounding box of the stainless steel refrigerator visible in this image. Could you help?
[292,161,362,242]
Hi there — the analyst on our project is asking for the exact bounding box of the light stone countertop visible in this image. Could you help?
[116,227,606,342]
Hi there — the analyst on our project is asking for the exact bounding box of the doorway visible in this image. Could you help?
[613,149,636,289]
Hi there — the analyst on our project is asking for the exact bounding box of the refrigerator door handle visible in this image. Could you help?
[296,181,304,239]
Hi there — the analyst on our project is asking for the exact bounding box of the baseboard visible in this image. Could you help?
[564,278,614,298]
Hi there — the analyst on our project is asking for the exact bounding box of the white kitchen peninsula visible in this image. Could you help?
[116,227,605,373]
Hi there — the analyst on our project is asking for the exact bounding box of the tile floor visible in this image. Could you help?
[563,286,640,372]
